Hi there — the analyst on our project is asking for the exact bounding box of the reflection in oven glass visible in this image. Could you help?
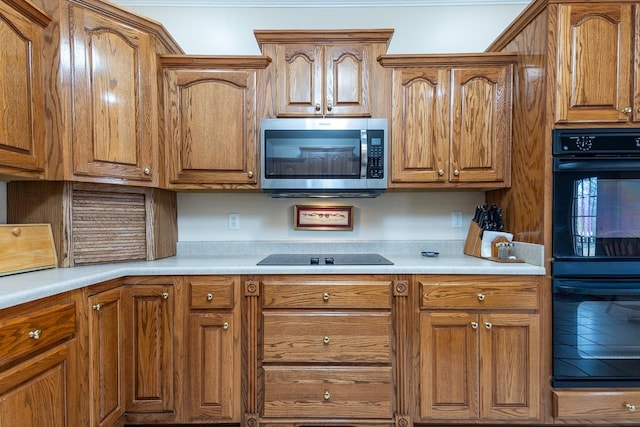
[576,301,640,359]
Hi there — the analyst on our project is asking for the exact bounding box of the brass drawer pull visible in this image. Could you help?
[92,304,101,311]
[223,322,229,330]
[621,106,633,114]
[207,293,213,301]
[323,390,331,400]
[29,329,42,340]
[485,322,492,329]
[470,322,478,330]
[323,292,330,301]
[11,227,21,236]
[323,336,330,344]
[477,293,485,301]
[162,292,169,300]
[627,403,637,412]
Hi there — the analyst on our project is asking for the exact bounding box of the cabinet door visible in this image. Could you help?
[479,313,539,420]
[420,312,479,419]
[275,43,324,116]
[88,287,125,427]
[390,68,450,184]
[0,2,46,175]
[164,69,258,187]
[325,44,372,116]
[450,65,511,184]
[556,3,633,123]
[187,312,238,421]
[0,345,70,427]
[69,6,156,183]
[126,285,174,415]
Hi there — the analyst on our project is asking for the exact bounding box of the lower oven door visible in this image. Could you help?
[553,278,640,387]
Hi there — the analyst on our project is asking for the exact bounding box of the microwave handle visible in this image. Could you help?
[360,130,368,178]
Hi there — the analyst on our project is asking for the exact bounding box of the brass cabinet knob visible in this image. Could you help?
[477,293,485,301]
[327,103,333,112]
[485,322,492,329]
[470,322,479,329]
[323,336,330,344]
[143,167,151,175]
[247,171,254,178]
[323,292,330,301]
[453,169,460,176]
[627,403,637,412]
[438,169,445,177]
[323,390,331,400]
[207,293,213,301]
[223,322,229,330]
[622,106,633,114]
[29,329,42,340]
[315,103,321,112]
[11,227,21,237]
[92,304,101,311]
[162,292,169,300]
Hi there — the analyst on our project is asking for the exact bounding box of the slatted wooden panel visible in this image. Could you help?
[71,191,147,265]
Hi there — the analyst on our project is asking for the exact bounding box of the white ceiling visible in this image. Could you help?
[112,0,530,7]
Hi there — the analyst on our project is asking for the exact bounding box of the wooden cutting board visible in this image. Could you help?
[0,224,57,276]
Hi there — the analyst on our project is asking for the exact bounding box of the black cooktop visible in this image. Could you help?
[257,253,393,266]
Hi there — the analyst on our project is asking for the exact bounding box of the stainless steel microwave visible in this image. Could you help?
[260,118,388,197]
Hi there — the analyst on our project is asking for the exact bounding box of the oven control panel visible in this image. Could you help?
[553,128,640,155]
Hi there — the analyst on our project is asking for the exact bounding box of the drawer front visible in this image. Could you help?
[419,276,538,309]
[263,312,391,363]
[189,276,235,309]
[262,280,392,309]
[553,390,640,421]
[263,366,393,419]
[0,301,76,367]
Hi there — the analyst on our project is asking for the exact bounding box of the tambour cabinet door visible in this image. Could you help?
[390,67,450,184]
[556,3,634,123]
[450,65,511,184]
[69,6,157,183]
[164,69,258,187]
[0,1,48,176]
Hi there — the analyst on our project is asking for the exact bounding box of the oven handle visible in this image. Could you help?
[360,130,368,178]
[554,282,640,296]
[554,158,640,172]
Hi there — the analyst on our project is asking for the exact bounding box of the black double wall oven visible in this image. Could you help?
[552,128,640,387]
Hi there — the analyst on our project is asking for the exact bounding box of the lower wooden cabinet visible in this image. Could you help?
[553,389,640,423]
[416,275,541,422]
[0,293,76,427]
[185,275,241,422]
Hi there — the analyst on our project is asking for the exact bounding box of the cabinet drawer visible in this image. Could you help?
[262,279,392,308]
[189,276,235,309]
[263,312,391,363]
[419,275,538,309]
[553,390,640,421]
[263,366,393,419]
[0,301,76,368]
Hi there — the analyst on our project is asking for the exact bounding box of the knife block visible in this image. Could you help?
[463,221,483,258]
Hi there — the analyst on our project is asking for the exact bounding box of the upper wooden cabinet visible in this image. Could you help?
[68,5,158,184]
[255,29,393,118]
[555,3,640,124]
[380,54,514,189]
[160,56,271,189]
[0,0,50,178]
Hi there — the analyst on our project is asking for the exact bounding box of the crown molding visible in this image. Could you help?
[110,0,530,7]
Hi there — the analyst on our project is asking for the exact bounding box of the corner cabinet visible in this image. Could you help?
[255,29,393,118]
[555,3,640,124]
[0,0,50,178]
[160,56,271,189]
[416,275,541,423]
[379,54,514,189]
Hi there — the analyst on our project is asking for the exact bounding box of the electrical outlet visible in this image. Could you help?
[228,213,240,230]
[451,211,463,228]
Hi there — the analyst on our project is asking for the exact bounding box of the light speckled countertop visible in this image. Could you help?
[0,240,545,310]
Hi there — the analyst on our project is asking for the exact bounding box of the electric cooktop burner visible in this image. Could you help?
[257,253,393,266]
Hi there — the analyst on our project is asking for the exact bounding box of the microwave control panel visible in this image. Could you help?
[367,130,385,179]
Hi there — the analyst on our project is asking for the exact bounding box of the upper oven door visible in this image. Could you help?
[552,129,640,263]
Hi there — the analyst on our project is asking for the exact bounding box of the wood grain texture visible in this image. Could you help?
[0,224,57,275]
[553,390,640,422]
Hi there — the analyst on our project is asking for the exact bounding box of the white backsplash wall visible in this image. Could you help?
[177,191,484,241]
